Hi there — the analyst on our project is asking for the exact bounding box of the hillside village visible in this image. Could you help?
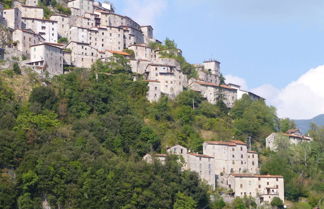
[0,1,322,208]
[0,0,263,107]
[144,140,284,205]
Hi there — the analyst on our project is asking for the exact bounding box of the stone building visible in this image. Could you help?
[68,0,94,15]
[203,140,258,178]
[228,174,284,204]
[190,81,237,108]
[27,42,63,76]
[22,17,58,43]
[166,145,216,189]
[3,8,22,29]
[141,25,154,44]
[266,129,313,151]
[25,0,39,7]
[12,28,45,55]
[143,153,167,165]
[66,41,99,68]
[50,14,70,38]
[145,80,161,102]
[17,5,44,19]
[227,83,264,101]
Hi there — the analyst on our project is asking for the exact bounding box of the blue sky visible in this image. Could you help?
[109,0,324,119]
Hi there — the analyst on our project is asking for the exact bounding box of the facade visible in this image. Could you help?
[190,81,237,108]
[66,41,99,68]
[25,0,39,7]
[186,153,216,189]
[3,8,22,29]
[141,25,154,44]
[266,130,313,151]
[12,29,45,55]
[228,174,284,203]
[228,83,265,101]
[143,153,167,165]
[203,140,258,177]
[22,17,58,43]
[67,0,94,15]
[27,43,63,76]
[50,15,70,38]
[166,145,216,189]
[146,80,161,102]
[18,5,44,19]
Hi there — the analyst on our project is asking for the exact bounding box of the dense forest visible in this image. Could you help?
[0,55,323,209]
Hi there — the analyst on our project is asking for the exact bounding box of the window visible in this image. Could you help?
[232,155,235,158]
[241,147,243,151]
[276,178,278,181]
[252,161,255,166]
[240,184,243,188]
[241,154,243,158]
[267,182,269,185]
[41,26,46,30]
[258,185,261,188]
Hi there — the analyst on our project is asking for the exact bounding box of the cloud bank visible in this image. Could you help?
[123,0,167,26]
[249,65,324,119]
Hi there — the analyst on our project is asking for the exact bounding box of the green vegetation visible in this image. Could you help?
[0,55,322,208]
[0,0,12,9]
[149,39,197,79]
[58,37,68,44]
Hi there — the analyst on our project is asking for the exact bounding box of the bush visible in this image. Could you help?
[13,62,21,75]
[271,197,284,209]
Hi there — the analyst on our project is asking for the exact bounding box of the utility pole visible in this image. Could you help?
[192,98,195,110]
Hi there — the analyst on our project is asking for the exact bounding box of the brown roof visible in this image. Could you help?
[194,81,237,91]
[232,174,283,178]
[230,140,246,145]
[188,153,214,158]
[247,150,257,154]
[283,133,312,141]
[153,154,167,157]
[205,141,236,146]
[107,50,130,56]
[206,140,246,146]
[22,17,58,22]
[30,42,64,49]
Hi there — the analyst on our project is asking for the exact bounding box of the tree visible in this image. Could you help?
[29,86,58,112]
[13,62,21,75]
[271,197,284,209]
[173,192,197,209]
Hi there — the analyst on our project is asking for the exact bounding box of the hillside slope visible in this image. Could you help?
[294,114,324,133]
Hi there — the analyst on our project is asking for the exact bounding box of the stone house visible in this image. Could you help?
[202,140,259,186]
[228,174,284,203]
[25,0,39,7]
[227,83,264,101]
[50,14,70,38]
[266,129,313,151]
[12,28,45,55]
[141,25,154,44]
[66,41,99,68]
[145,80,161,102]
[190,81,237,108]
[22,17,58,43]
[17,5,44,19]
[166,145,216,189]
[143,153,167,165]
[27,42,63,76]
[89,26,124,51]
[3,8,22,29]
[67,0,94,15]
[68,26,90,44]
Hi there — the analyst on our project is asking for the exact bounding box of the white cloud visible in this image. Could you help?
[274,65,324,119]
[123,0,167,26]
[225,74,248,90]
[227,66,324,119]
[250,65,324,119]
[250,84,280,106]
